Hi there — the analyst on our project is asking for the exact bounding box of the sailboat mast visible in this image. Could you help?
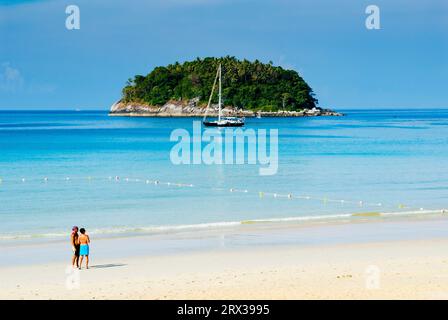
[218,64,222,121]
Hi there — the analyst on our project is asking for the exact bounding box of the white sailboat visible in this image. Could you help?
[203,64,245,127]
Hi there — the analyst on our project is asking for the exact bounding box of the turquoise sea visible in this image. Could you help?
[1,109,448,241]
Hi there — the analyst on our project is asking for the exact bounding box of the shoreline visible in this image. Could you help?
[108,112,343,118]
[108,100,343,118]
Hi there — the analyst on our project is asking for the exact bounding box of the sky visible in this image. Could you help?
[0,0,447,110]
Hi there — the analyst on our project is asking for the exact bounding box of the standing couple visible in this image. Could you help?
[70,226,91,269]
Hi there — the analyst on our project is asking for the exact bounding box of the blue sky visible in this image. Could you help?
[0,0,447,110]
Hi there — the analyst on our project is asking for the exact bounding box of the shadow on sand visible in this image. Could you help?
[90,263,127,269]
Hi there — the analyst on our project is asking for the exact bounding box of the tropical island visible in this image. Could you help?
[109,56,341,117]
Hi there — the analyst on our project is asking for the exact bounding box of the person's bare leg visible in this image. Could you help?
[72,254,79,268]
[86,255,89,269]
[79,256,84,269]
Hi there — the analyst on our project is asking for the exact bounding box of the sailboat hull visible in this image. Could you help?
[203,121,244,127]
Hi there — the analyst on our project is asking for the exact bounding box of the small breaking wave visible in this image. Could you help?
[0,209,445,241]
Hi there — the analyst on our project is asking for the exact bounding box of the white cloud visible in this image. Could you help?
[0,62,56,95]
[0,62,24,92]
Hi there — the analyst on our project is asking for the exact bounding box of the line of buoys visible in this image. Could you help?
[222,188,443,214]
[250,190,384,208]
[0,174,446,214]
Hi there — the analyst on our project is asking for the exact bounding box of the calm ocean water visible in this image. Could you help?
[1,109,448,241]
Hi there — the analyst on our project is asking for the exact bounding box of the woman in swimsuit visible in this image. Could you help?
[70,226,80,268]
[78,228,90,270]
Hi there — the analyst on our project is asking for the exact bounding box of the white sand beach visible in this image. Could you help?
[1,217,448,300]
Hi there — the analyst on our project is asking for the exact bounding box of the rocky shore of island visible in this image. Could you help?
[109,98,343,118]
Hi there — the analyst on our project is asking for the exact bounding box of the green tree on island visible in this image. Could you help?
[122,56,318,111]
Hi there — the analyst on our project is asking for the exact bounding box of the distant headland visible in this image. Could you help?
[109,56,342,117]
